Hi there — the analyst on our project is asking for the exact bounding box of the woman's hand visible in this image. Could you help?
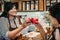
[34,22,45,38]
[21,18,31,28]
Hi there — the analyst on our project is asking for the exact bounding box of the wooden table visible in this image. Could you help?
[17,33,43,40]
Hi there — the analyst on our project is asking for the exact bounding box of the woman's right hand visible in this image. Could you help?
[21,18,31,28]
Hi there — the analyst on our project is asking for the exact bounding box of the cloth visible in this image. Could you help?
[20,24,36,34]
[0,17,10,40]
[9,19,17,28]
[50,27,60,40]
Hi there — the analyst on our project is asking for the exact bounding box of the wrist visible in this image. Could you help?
[21,24,26,28]
[19,24,26,29]
[18,25,24,30]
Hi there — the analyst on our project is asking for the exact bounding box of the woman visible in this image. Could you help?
[0,2,31,40]
[29,2,60,40]
[49,2,60,40]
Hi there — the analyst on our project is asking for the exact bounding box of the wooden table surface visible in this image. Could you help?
[17,33,43,40]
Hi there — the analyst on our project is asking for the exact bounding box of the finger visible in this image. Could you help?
[24,18,31,23]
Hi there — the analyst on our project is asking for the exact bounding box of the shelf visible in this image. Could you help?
[22,0,39,11]
[46,0,57,11]
[11,0,18,3]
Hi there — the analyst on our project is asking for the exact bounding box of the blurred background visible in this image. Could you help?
[0,0,60,32]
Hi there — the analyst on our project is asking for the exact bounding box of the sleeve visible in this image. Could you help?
[55,29,60,40]
[0,18,10,40]
[5,31,10,40]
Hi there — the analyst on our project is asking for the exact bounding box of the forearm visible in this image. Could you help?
[39,26,45,37]
[36,23,45,38]
[8,25,24,39]
[55,29,60,40]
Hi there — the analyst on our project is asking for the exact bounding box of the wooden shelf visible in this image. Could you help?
[22,0,38,1]
[11,0,18,3]
[0,0,44,12]
[46,0,57,11]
